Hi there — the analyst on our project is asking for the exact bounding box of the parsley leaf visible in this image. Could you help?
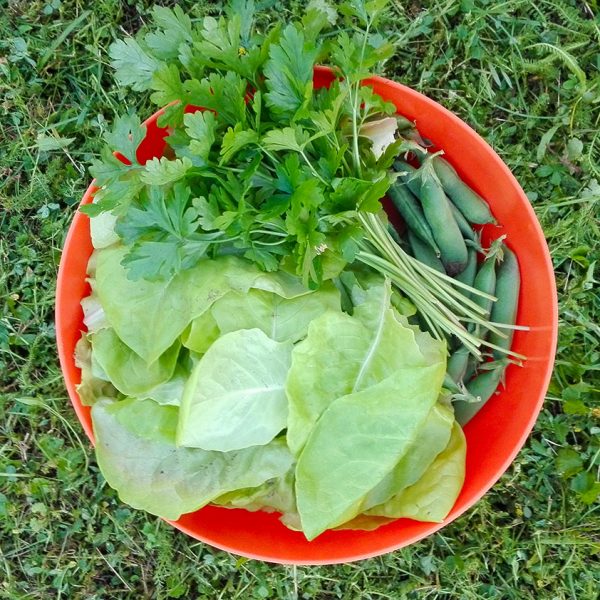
[185,72,248,127]
[116,184,222,280]
[141,157,192,186]
[184,111,217,162]
[220,124,259,164]
[145,5,195,61]
[264,25,318,119]
[104,113,146,165]
[109,38,161,92]
[150,63,186,105]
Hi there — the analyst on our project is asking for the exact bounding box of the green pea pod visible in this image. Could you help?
[454,247,477,289]
[407,229,445,274]
[447,346,470,383]
[393,160,421,198]
[449,201,477,243]
[432,156,496,224]
[387,182,440,255]
[418,165,468,276]
[488,247,520,359]
[472,253,497,316]
[454,366,504,426]
[443,372,461,394]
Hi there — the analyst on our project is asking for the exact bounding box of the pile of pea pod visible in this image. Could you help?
[388,151,521,426]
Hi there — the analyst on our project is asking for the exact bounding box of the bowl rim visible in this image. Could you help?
[56,66,558,565]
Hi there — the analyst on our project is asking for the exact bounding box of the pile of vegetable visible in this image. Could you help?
[75,0,524,540]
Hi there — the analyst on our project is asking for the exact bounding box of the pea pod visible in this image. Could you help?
[431,156,496,224]
[454,246,477,289]
[488,247,520,358]
[393,160,421,197]
[472,253,497,316]
[449,201,477,243]
[418,163,468,276]
[447,346,470,383]
[454,366,504,426]
[407,229,445,274]
[387,182,440,255]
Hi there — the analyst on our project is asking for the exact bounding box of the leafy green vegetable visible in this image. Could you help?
[92,397,293,520]
[361,401,454,510]
[286,277,446,455]
[90,328,180,397]
[74,337,119,406]
[365,423,466,521]
[181,309,220,355]
[295,363,445,540]
[93,246,308,363]
[214,469,297,517]
[177,329,293,451]
[139,363,189,406]
[211,283,340,343]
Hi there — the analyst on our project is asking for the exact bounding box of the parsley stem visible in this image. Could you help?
[354,211,517,359]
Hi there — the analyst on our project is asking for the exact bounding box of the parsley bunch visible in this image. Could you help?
[84,0,400,286]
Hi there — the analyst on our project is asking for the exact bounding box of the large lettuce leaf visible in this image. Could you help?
[90,328,180,397]
[361,401,454,511]
[92,397,293,520]
[177,329,293,451]
[93,246,310,364]
[295,364,445,540]
[365,422,466,522]
[286,278,446,456]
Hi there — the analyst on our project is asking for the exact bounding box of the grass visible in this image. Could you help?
[0,0,599,598]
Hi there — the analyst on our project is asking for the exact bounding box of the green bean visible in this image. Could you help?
[418,164,468,276]
[488,247,520,359]
[432,156,497,224]
[454,366,504,425]
[388,182,440,254]
[407,229,445,273]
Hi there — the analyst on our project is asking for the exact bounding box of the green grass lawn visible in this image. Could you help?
[1,1,599,598]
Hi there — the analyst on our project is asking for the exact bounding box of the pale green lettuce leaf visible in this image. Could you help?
[181,309,220,354]
[177,329,293,451]
[334,514,396,531]
[90,328,180,397]
[295,364,445,540]
[214,468,296,514]
[365,423,466,522]
[286,278,446,455]
[74,336,119,406]
[92,397,294,520]
[81,290,109,333]
[90,210,119,249]
[94,246,311,363]
[211,282,341,343]
[139,363,189,406]
[361,401,454,510]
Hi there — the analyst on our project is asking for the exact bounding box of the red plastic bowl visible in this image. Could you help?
[56,67,557,565]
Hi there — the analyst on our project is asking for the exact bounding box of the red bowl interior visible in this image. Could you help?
[56,66,558,565]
